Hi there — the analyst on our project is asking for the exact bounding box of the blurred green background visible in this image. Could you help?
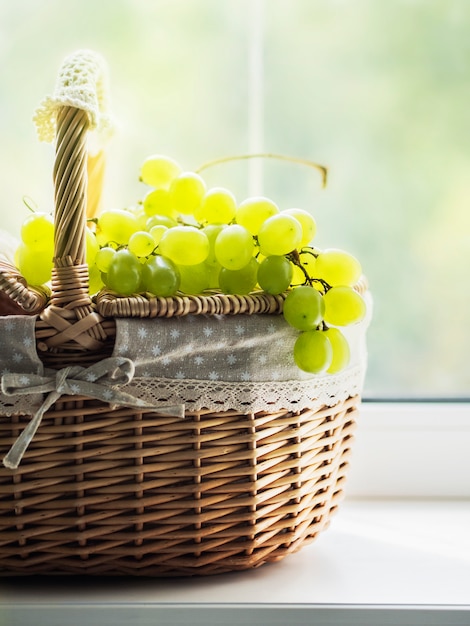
[0,0,469,397]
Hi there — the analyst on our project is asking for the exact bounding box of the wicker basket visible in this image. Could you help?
[0,51,368,576]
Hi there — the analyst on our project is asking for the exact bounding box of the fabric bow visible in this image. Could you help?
[1,356,184,470]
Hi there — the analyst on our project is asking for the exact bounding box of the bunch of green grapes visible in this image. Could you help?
[14,153,367,375]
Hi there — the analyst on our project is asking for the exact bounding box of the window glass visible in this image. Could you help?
[0,0,468,398]
[261,0,470,397]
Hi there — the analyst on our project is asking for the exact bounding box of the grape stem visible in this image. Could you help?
[195,153,328,188]
[288,249,313,286]
[22,196,39,214]
[288,248,331,292]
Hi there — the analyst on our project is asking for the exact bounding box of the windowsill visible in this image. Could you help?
[2,498,469,625]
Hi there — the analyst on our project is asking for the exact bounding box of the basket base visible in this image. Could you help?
[0,396,358,576]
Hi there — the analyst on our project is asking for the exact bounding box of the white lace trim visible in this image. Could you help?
[33,49,114,143]
[0,395,43,418]
[0,367,363,418]
[126,364,365,413]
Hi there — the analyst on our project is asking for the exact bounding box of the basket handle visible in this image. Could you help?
[33,50,114,355]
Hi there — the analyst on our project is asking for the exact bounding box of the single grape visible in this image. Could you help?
[142,188,178,219]
[149,224,168,245]
[283,208,317,247]
[195,187,237,224]
[315,249,362,287]
[258,255,293,295]
[169,171,206,215]
[323,286,366,326]
[218,257,259,295]
[142,255,180,297]
[130,209,147,231]
[140,154,182,189]
[88,263,105,296]
[203,224,225,268]
[177,262,212,294]
[105,248,142,296]
[235,196,279,235]
[95,246,116,273]
[283,285,325,331]
[323,327,350,373]
[96,208,139,245]
[16,243,53,286]
[258,214,303,256]
[159,225,209,265]
[214,224,254,270]
[206,264,221,289]
[293,329,333,374]
[128,231,156,257]
[20,212,54,250]
[145,214,178,230]
[85,227,100,264]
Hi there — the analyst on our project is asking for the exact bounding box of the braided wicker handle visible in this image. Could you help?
[33,51,114,356]
[53,106,90,275]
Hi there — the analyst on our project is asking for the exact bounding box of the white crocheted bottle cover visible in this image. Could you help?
[33,49,114,143]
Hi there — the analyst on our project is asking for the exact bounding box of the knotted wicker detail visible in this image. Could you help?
[36,261,114,361]
[0,258,49,314]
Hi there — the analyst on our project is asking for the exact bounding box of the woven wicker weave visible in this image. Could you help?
[0,51,366,576]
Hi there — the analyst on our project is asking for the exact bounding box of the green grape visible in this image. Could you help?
[258,255,293,295]
[214,224,254,270]
[128,231,156,257]
[88,263,105,296]
[159,225,209,265]
[140,154,182,189]
[283,208,317,247]
[96,208,139,245]
[207,264,220,289]
[85,227,99,264]
[149,224,168,245]
[293,329,333,374]
[169,171,206,215]
[283,285,325,331]
[177,261,212,294]
[323,327,350,373]
[315,249,362,287]
[95,246,116,273]
[203,224,225,268]
[105,248,142,296]
[323,286,366,326]
[258,214,303,256]
[133,209,148,230]
[16,242,53,286]
[145,214,178,230]
[219,257,259,295]
[20,212,54,250]
[235,196,279,235]
[142,188,178,219]
[142,255,180,297]
[195,187,237,224]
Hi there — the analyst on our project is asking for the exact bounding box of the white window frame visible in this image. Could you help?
[347,401,470,498]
